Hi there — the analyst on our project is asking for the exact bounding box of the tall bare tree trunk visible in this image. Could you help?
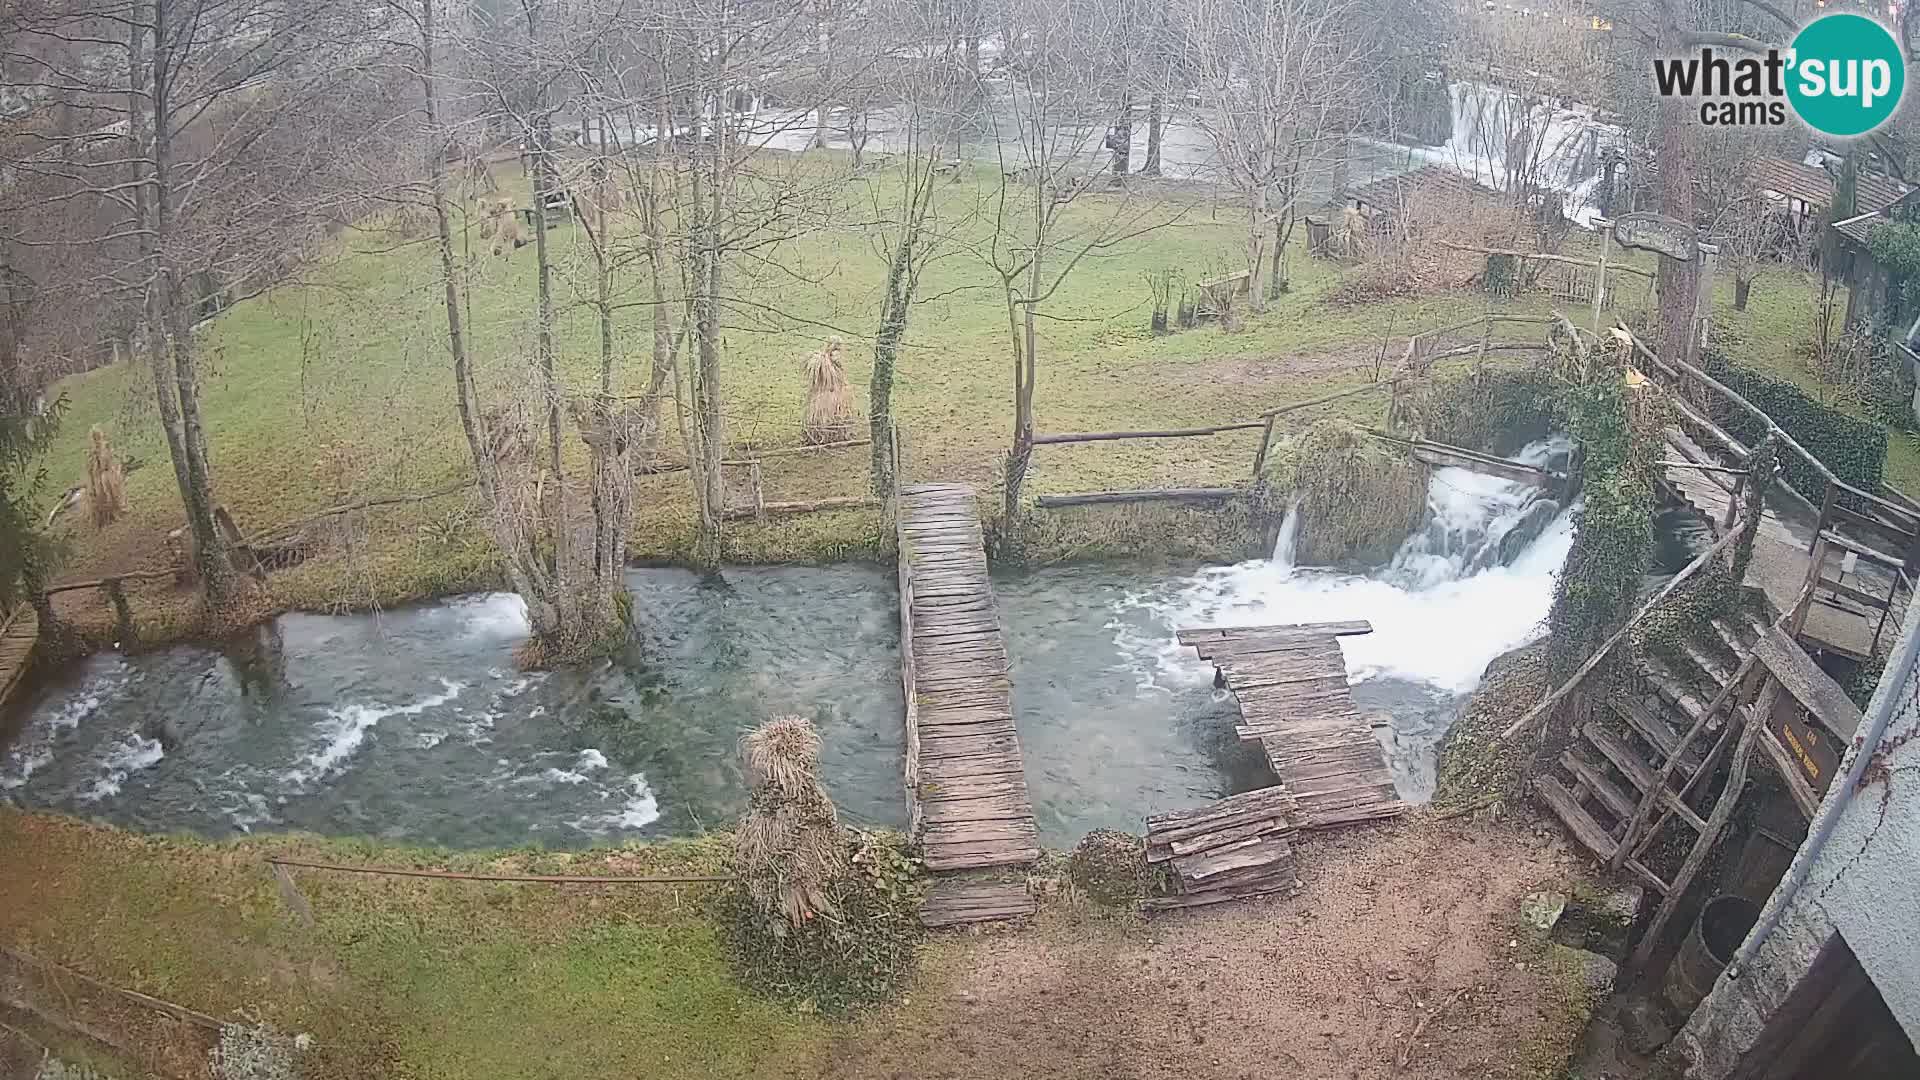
[1654,91,1699,366]
[134,0,233,603]
[1142,95,1163,177]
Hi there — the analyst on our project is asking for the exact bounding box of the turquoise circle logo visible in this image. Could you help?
[1787,14,1905,137]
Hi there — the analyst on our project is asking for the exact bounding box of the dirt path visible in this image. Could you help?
[827,815,1586,1080]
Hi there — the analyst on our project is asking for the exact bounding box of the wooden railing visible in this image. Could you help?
[1027,313,1561,507]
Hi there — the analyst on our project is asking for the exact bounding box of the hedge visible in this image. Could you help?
[1698,350,1888,500]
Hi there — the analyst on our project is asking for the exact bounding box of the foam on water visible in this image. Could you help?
[80,731,166,802]
[1128,437,1577,696]
[284,679,465,786]
[0,662,131,790]
[568,772,663,834]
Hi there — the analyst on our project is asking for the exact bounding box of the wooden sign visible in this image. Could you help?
[1613,213,1696,262]
[1772,690,1841,796]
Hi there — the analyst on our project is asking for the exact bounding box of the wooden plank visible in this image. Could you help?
[1753,626,1863,740]
[1536,775,1619,861]
[1583,724,1708,832]
[1173,834,1293,882]
[1177,620,1373,645]
[1561,751,1636,823]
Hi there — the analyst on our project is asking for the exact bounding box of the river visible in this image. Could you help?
[1,440,1580,848]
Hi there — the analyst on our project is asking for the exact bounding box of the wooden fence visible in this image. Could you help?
[1024,313,1563,509]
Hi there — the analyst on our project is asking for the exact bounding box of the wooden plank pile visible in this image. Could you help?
[1142,786,1301,912]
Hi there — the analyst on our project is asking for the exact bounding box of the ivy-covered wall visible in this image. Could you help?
[1698,350,1888,499]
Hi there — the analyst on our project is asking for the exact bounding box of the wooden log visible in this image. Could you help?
[1256,380,1389,419]
[1032,423,1266,446]
[1034,487,1239,508]
[721,495,880,521]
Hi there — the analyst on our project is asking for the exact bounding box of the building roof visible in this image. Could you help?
[1831,188,1920,248]
[1348,164,1502,212]
[1751,155,1909,216]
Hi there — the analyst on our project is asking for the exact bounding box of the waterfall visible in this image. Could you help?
[1270,498,1302,573]
[1139,437,1578,696]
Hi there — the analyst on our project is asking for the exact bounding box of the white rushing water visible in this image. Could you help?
[1130,437,1576,697]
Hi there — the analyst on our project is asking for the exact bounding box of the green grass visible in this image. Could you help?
[32,157,1866,632]
[0,811,827,1079]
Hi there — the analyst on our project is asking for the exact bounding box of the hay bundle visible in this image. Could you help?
[735,715,848,934]
[801,337,859,445]
[85,426,127,527]
[1260,418,1427,568]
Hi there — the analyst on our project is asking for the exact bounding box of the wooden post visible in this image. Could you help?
[1252,414,1278,478]
[1813,480,1837,555]
[1723,469,1745,532]
[102,578,135,647]
[1593,223,1611,334]
[1790,537,1822,640]
[1611,650,1761,869]
[1627,699,1764,977]
[748,461,766,523]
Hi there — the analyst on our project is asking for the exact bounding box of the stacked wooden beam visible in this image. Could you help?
[1142,787,1302,912]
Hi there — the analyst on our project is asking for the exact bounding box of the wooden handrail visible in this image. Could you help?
[41,568,178,597]
[1621,325,1920,529]
[1500,522,1746,741]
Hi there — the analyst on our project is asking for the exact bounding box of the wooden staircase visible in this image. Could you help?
[1537,606,1772,897]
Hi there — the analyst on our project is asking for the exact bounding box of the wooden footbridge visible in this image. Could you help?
[0,605,38,714]
[896,484,1040,887]
[1137,620,1406,911]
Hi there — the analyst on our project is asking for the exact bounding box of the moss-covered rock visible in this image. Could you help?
[1433,643,1549,809]
[1258,419,1428,569]
[1067,828,1151,907]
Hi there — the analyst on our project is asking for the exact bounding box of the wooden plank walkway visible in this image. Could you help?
[1660,428,1879,660]
[1178,622,1406,829]
[918,879,1036,928]
[897,484,1039,873]
[0,606,39,712]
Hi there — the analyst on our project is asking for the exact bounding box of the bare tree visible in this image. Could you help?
[5,0,405,611]
[983,0,1185,525]
[1170,0,1369,313]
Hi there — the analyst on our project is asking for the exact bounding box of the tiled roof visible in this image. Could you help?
[1348,165,1502,211]
[1749,155,1909,215]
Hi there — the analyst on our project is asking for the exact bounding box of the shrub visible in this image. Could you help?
[720,829,923,1012]
[1805,325,1914,429]
[723,715,923,1012]
[1699,350,1889,498]
[1067,828,1150,906]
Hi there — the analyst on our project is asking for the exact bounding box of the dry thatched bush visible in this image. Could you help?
[85,426,127,527]
[801,337,859,445]
[723,715,923,1011]
[736,714,847,931]
[1325,187,1529,306]
[1258,418,1428,568]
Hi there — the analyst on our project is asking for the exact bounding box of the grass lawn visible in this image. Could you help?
[0,812,828,1079]
[30,157,1867,635]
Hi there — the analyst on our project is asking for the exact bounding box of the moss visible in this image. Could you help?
[1433,644,1549,808]
[1066,829,1151,907]
[1258,418,1427,568]
[995,500,1266,567]
[1415,362,1561,454]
